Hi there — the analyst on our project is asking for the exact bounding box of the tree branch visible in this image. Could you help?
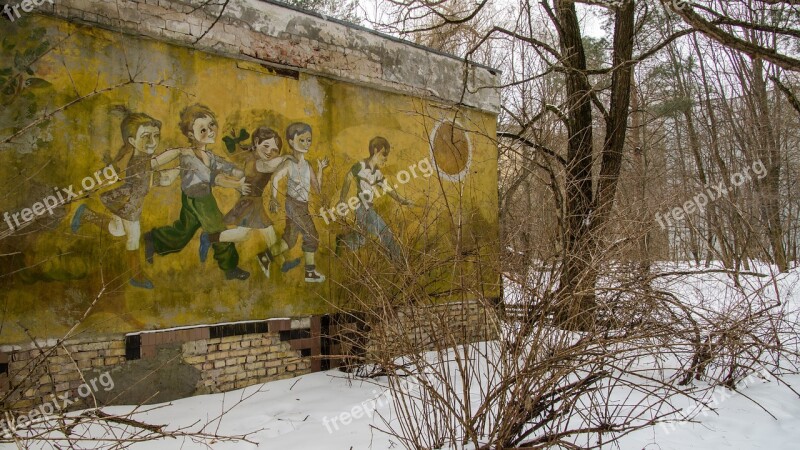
[665,1,800,72]
[498,131,567,166]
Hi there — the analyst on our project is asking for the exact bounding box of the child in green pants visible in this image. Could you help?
[144,104,251,280]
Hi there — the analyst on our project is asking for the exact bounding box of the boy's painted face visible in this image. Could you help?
[129,125,161,155]
[289,131,312,153]
[189,115,217,145]
[255,137,280,161]
[374,148,389,168]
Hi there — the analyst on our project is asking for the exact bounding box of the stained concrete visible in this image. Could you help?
[90,344,200,406]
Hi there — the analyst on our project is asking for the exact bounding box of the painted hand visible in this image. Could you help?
[318,157,329,172]
[238,178,251,196]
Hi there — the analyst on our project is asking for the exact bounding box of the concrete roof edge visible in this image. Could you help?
[254,0,503,75]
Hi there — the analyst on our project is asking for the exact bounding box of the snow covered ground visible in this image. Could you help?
[621,372,800,449]
[4,263,800,449]
[9,365,796,449]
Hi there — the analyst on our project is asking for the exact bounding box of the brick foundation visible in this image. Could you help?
[0,338,127,410]
[0,302,496,411]
[0,318,320,411]
[326,299,499,370]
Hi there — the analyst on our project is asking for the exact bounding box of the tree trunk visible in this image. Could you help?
[553,0,597,330]
[555,0,635,330]
[752,58,788,272]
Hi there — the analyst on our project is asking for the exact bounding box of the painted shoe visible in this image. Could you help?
[129,277,154,290]
[281,257,302,273]
[225,266,250,280]
[70,204,86,233]
[304,266,326,283]
[256,252,271,279]
[144,231,155,264]
[199,232,211,263]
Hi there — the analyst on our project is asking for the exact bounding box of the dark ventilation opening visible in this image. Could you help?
[269,66,300,79]
[279,329,311,341]
[236,61,300,80]
[210,321,269,339]
[125,334,141,361]
[320,315,332,371]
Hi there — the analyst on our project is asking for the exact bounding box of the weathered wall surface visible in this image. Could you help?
[14,0,499,113]
[0,1,499,343]
[0,0,499,406]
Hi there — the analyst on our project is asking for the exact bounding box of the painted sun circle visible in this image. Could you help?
[429,120,473,182]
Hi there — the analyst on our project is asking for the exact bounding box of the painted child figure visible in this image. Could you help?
[143,104,251,280]
[269,122,328,283]
[335,136,412,263]
[71,106,181,289]
[199,127,295,279]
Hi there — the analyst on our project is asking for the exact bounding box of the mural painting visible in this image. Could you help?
[0,15,499,343]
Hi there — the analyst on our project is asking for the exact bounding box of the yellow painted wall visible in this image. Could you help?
[0,16,498,343]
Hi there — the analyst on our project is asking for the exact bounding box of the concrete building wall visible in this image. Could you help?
[27,0,499,113]
[0,0,500,409]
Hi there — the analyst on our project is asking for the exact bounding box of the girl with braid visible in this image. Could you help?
[199,127,295,279]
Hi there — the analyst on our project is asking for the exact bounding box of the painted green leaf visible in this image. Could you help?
[26,98,37,114]
[223,136,237,153]
[29,28,46,42]
[24,78,51,89]
[34,41,49,56]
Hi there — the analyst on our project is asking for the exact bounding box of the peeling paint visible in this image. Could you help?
[300,76,326,116]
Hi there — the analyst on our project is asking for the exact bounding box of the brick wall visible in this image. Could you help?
[183,334,311,393]
[181,318,320,394]
[326,300,499,370]
[0,318,320,411]
[0,302,496,411]
[0,338,127,410]
[370,300,499,359]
